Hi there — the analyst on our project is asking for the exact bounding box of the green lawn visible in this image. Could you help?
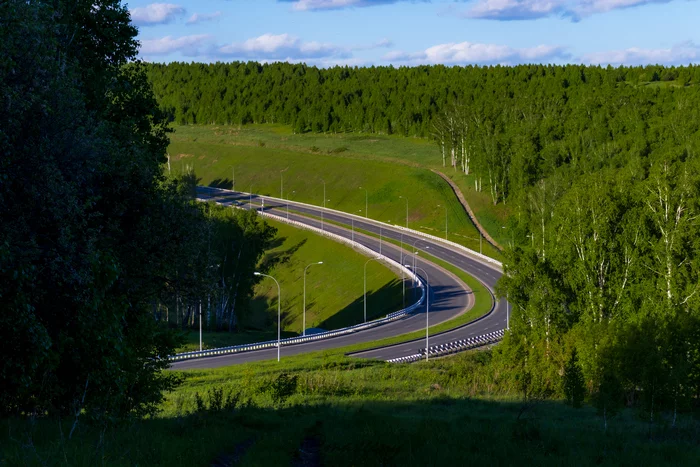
[5,350,698,466]
[169,124,509,256]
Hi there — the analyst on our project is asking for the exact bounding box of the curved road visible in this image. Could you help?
[170,188,507,370]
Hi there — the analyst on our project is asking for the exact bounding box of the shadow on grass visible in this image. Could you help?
[209,177,233,189]
[258,238,307,272]
[4,396,699,466]
[319,278,403,330]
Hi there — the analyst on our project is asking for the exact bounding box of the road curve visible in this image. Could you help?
[169,188,507,370]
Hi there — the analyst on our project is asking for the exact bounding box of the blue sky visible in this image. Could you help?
[128,0,700,66]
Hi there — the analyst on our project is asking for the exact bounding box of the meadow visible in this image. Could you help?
[168,124,506,257]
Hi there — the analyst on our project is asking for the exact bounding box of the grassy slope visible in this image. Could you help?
[179,218,403,352]
[5,352,698,466]
[169,124,503,258]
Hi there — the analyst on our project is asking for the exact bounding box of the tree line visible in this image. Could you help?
[146,61,700,208]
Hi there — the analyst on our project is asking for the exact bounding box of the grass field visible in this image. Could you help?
[168,124,507,256]
[4,350,698,466]
[178,218,404,352]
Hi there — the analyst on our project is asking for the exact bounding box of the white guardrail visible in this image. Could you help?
[198,186,502,270]
[386,329,505,364]
[170,204,426,362]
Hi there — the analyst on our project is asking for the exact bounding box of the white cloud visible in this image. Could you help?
[140,35,213,55]
[217,33,350,59]
[139,32,390,64]
[186,11,223,25]
[384,41,568,65]
[467,0,565,20]
[581,41,700,65]
[281,0,423,11]
[130,3,185,26]
[465,0,686,21]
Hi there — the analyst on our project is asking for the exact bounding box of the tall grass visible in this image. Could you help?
[3,350,698,466]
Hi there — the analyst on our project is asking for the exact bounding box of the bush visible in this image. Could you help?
[563,349,585,408]
[265,373,298,405]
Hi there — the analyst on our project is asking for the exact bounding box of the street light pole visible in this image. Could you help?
[253,272,281,362]
[400,196,408,228]
[303,261,323,336]
[364,257,381,323]
[231,166,235,191]
[286,191,295,220]
[321,180,326,231]
[410,239,428,300]
[400,232,405,307]
[406,265,430,361]
[199,300,202,351]
[359,186,368,218]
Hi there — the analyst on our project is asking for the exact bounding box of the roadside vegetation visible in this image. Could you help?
[3,350,699,466]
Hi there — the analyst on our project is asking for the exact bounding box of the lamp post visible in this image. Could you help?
[199,300,202,351]
[253,272,281,362]
[400,232,405,307]
[406,265,430,361]
[230,165,235,191]
[399,196,408,228]
[364,257,381,323]
[249,186,253,210]
[411,239,429,270]
[303,261,323,336]
[286,191,296,219]
[321,180,326,231]
[359,186,368,218]
[410,240,428,299]
[402,250,418,300]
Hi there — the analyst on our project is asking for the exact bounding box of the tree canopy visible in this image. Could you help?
[0,1,275,421]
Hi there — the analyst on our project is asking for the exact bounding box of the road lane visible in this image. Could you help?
[170,188,506,369]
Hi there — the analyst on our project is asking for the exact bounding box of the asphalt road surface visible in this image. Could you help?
[169,188,507,370]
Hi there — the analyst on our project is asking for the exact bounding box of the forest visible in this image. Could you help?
[147,61,700,206]
[149,61,700,415]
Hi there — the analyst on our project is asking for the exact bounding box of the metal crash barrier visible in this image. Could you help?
[385,329,505,364]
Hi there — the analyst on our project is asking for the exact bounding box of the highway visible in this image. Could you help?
[170,188,507,370]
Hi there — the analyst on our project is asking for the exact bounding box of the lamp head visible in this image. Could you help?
[317,261,324,265]
[254,272,261,276]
